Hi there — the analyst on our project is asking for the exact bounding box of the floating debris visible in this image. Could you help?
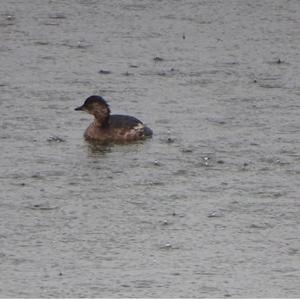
[181,147,194,153]
[266,58,287,65]
[161,243,172,249]
[207,211,223,218]
[34,41,49,46]
[0,14,15,26]
[153,160,161,166]
[157,71,167,76]
[98,70,111,74]
[249,223,270,229]
[122,71,134,76]
[28,204,59,211]
[47,135,65,143]
[31,173,43,179]
[162,220,168,225]
[153,56,164,62]
[167,137,175,143]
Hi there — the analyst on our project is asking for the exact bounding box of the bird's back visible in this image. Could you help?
[84,114,152,143]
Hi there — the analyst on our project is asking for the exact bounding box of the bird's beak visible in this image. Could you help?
[75,105,84,111]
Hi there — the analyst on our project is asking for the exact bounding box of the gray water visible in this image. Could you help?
[1,0,300,297]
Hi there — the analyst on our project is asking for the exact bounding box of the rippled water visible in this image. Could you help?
[1,0,300,297]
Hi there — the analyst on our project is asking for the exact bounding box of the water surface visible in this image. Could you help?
[1,0,300,297]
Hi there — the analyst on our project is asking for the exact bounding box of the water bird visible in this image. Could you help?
[75,95,153,143]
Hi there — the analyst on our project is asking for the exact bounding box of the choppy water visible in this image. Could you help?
[1,0,300,297]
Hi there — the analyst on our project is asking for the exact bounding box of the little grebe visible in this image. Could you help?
[75,95,153,143]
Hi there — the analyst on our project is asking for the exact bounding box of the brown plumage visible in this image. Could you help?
[75,95,153,143]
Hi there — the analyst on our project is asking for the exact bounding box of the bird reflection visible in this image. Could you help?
[86,142,113,156]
